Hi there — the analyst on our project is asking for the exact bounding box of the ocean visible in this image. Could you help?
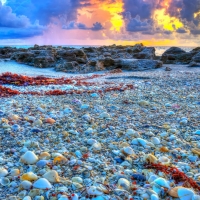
[0,45,196,56]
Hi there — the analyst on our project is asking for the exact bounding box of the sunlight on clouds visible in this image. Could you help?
[101,0,124,32]
[194,11,200,18]
[154,9,183,31]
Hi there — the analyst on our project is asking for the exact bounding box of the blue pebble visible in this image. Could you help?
[12,124,20,131]
[132,173,146,181]
[36,160,49,168]
[188,155,198,162]
[195,130,200,135]
[115,157,124,163]
[31,128,42,133]
[91,93,99,98]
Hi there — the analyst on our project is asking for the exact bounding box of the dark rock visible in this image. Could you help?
[132,43,144,53]
[163,47,186,55]
[165,67,172,71]
[161,47,195,64]
[97,58,162,71]
[33,56,55,68]
[192,52,200,62]
[133,47,155,60]
[55,61,80,72]
[189,61,200,67]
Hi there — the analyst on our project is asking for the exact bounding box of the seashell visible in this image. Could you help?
[10,169,20,177]
[87,139,97,145]
[43,170,60,183]
[85,128,94,134]
[87,186,104,196]
[0,177,10,186]
[71,193,79,200]
[92,142,102,151]
[39,152,51,159]
[151,194,159,200]
[144,154,158,163]
[0,167,8,177]
[72,182,83,190]
[21,180,32,190]
[153,178,170,189]
[122,146,134,156]
[117,178,130,191]
[58,195,69,200]
[21,172,38,181]
[18,190,27,199]
[148,175,158,183]
[23,196,32,200]
[72,177,83,184]
[192,148,200,156]
[33,119,43,126]
[99,112,110,119]
[126,129,139,137]
[139,100,150,106]
[168,186,184,198]
[46,118,55,124]
[159,146,169,152]
[34,196,44,200]
[9,114,19,120]
[33,178,52,189]
[20,151,38,165]
[28,189,40,197]
[151,137,160,145]
[177,187,195,200]
[158,156,170,165]
[53,155,68,165]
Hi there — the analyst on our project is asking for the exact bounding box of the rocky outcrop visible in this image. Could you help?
[0,47,18,59]
[161,47,195,64]
[97,58,162,71]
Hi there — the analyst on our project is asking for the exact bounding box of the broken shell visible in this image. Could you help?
[28,189,40,197]
[46,118,56,124]
[0,177,10,186]
[20,151,38,165]
[18,190,27,199]
[159,146,169,152]
[39,152,51,160]
[153,178,170,189]
[122,146,134,156]
[72,177,83,184]
[87,186,104,196]
[21,172,38,181]
[92,142,102,151]
[117,178,130,191]
[192,148,200,156]
[43,170,60,183]
[10,169,20,177]
[144,154,158,163]
[158,156,170,165]
[21,180,33,190]
[0,167,8,177]
[53,155,68,164]
[168,186,184,198]
[33,178,52,189]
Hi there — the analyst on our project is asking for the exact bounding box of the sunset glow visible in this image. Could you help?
[0,0,200,45]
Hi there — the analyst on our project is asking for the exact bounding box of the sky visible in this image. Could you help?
[0,0,200,46]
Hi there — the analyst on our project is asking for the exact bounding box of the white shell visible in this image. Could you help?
[87,139,97,145]
[158,156,170,165]
[0,177,10,186]
[117,178,130,190]
[20,151,38,164]
[178,188,195,200]
[72,177,83,184]
[33,178,52,189]
[99,112,110,119]
[92,142,102,151]
[10,169,20,177]
[23,197,32,200]
[58,195,69,200]
[0,168,8,177]
[43,170,60,183]
[151,137,160,145]
[21,181,32,190]
[153,178,170,189]
[123,146,134,155]
[87,186,103,196]
[18,190,27,199]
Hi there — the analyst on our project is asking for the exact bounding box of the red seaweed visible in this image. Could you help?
[144,163,200,192]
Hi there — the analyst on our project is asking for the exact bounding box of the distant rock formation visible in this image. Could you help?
[2,43,198,72]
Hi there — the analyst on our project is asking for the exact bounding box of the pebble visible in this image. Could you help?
[0,70,200,199]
